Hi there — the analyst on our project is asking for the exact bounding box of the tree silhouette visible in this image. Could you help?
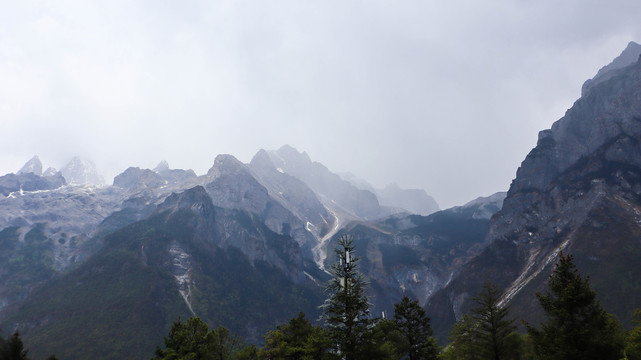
[393,295,439,360]
[526,252,625,360]
[321,235,372,360]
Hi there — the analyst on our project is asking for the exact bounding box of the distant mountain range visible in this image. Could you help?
[0,141,457,359]
[1,41,640,359]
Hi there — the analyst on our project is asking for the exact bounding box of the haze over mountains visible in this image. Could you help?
[1,41,641,359]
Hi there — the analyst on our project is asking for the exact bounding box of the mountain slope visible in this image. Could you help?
[0,186,325,360]
[266,145,384,220]
[427,42,641,342]
[321,194,503,316]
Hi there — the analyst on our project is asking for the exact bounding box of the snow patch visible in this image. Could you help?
[312,207,343,271]
[168,242,196,316]
[304,271,320,285]
[498,238,571,307]
[305,221,315,232]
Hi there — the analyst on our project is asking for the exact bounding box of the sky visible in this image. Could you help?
[1,1,640,208]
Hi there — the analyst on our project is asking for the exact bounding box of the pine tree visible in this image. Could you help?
[470,282,515,360]
[526,252,625,360]
[1,331,30,360]
[626,309,641,360]
[260,311,332,360]
[321,235,372,360]
[393,295,439,360]
[152,317,242,360]
[441,314,480,360]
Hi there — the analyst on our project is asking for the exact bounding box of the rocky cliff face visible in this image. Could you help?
[114,167,166,190]
[428,42,641,342]
[375,183,440,216]
[203,154,319,256]
[321,199,499,316]
[582,41,641,96]
[153,160,197,183]
[340,173,441,216]
[60,157,105,185]
[249,149,332,240]
[0,185,326,359]
[17,156,43,176]
[510,43,641,194]
[0,172,66,196]
[266,145,385,220]
[0,145,485,358]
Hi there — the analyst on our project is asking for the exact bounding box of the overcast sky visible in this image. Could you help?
[1,1,640,208]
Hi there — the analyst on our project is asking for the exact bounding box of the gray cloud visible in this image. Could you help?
[1,0,640,207]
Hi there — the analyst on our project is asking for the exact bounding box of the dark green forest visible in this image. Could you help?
[4,238,641,360]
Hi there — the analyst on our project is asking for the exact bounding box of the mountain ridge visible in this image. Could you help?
[427,41,641,343]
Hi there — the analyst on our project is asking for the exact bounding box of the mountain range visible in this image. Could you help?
[0,41,640,359]
[0,141,457,359]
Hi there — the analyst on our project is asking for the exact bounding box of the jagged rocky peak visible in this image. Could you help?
[158,185,213,214]
[339,172,376,193]
[43,167,58,177]
[427,42,641,341]
[249,148,330,232]
[113,167,165,190]
[510,44,641,195]
[462,191,506,209]
[0,171,66,196]
[456,191,506,220]
[376,183,440,216]
[264,145,382,219]
[249,149,277,171]
[582,41,641,96]
[268,144,314,170]
[60,157,105,185]
[153,160,170,173]
[206,154,249,179]
[17,156,43,176]
[153,160,197,182]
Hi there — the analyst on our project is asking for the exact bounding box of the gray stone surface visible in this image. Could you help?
[17,156,43,176]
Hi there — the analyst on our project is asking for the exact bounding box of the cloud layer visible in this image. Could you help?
[1,1,640,207]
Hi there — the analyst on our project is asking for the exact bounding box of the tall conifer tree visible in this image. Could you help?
[2,331,30,360]
[393,295,439,360]
[526,253,624,360]
[470,282,515,360]
[321,235,372,360]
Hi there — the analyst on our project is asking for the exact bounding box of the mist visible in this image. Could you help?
[1,1,640,208]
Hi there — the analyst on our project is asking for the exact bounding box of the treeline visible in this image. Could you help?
[0,331,57,360]
[152,235,438,360]
[150,237,641,360]
[442,253,640,360]
[5,235,641,359]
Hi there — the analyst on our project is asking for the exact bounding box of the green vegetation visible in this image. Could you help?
[320,234,373,359]
[1,207,324,359]
[148,235,442,360]
[0,331,33,360]
[469,282,517,360]
[152,317,246,360]
[0,224,56,314]
[393,295,439,360]
[526,252,625,359]
[443,253,633,360]
[626,309,641,360]
[259,311,331,359]
[441,283,521,360]
[5,229,641,360]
